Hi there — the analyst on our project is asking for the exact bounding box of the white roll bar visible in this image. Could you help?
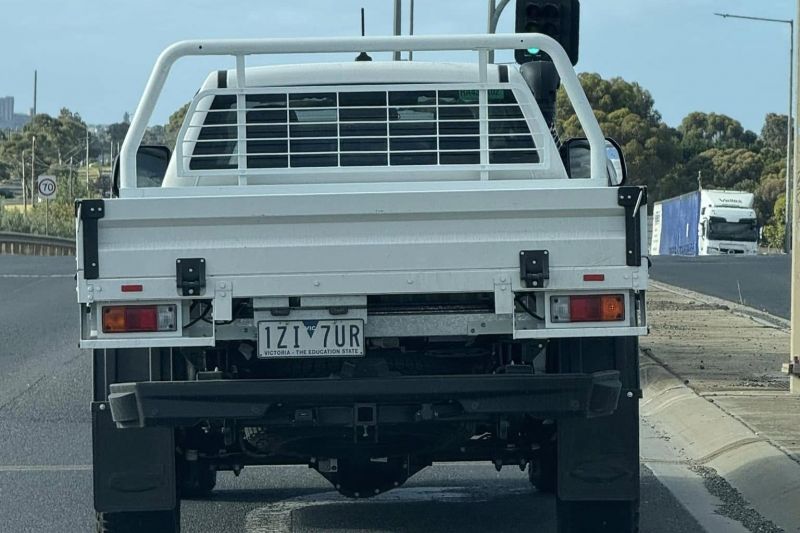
[121,34,607,190]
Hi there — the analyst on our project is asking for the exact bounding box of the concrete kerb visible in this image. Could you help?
[641,344,800,531]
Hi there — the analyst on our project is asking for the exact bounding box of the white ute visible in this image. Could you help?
[79,34,648,533]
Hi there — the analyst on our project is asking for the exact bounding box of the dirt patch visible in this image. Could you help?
[643,289,789,394]
[647,300,730,312]
[735,375,790,390]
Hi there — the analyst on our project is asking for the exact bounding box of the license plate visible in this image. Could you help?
[257,319,365,358]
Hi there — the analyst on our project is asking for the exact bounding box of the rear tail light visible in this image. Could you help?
[102,305,177,333]
[550,295,625,323]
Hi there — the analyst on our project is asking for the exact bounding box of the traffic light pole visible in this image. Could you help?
[393,0,402,61]
[487,0,511,62]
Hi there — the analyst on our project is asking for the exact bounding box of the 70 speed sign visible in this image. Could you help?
[37,175,57,200]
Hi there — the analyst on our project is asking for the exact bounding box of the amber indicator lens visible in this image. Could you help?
[102,307,127,332]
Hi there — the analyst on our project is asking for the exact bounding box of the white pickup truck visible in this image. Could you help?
[79,34,648,533]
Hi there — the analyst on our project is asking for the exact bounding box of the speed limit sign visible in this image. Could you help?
[37,175,57,200]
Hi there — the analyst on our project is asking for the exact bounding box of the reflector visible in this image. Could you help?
[121,284,144,293]
[583,274,605,282]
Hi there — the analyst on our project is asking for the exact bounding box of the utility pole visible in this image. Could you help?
[791,0,800,393]
[21,153,26,213]
[69,156,74,199]
[86,127,90,195]
[408,0,415,60]
[393,0,402,61]
[31,136,36,208]
[110,141,118,198]
[789,20,795,253]
[32,70,37,117]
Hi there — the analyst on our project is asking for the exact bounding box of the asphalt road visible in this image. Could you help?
[650,255,790,319]
[0,256,708,533]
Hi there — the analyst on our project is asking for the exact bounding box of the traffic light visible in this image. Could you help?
[515,0,580,65]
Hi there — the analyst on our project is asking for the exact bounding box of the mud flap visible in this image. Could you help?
[555,337,640,501]
[557,394,639,500]
[93,402,177,513]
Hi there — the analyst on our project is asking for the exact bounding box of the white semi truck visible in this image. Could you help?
[78,33,648,533]
[650,189,759,256]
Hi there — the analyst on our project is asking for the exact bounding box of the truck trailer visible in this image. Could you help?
[650,189,759,256]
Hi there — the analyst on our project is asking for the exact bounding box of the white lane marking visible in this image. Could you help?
[0,465,92,472]
[0,274,72,278]
[244,486,511,533]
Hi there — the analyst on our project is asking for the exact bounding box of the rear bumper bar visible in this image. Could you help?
[108,371,622,429]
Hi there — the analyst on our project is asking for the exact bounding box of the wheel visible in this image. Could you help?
[556,498,639,533]
[528,439,556,494]
[96,507,180,533]
[177,459,217,498]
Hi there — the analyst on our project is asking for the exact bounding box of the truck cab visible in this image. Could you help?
[698,190,759,255]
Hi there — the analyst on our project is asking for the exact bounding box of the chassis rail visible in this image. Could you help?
[108,371,622,429]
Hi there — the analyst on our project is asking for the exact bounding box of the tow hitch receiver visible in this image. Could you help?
[355,403,378,442]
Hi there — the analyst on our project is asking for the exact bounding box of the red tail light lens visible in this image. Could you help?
[550,295,625,323]
[125,306,158,331]
[102,305,177,333]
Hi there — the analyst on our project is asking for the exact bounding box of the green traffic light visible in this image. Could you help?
[527,48,540,55]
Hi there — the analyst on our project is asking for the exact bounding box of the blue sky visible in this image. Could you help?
[1,0,795,132]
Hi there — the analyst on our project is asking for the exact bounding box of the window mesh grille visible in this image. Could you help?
[184,88,540,171]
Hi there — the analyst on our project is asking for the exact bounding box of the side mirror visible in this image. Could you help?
[112,145,171,196]
[560,137,627,185]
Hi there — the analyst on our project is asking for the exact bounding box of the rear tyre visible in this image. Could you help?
[177,460,217,498]
[528,438,557,494]
[96,506,180,533]
[556,498,639,533]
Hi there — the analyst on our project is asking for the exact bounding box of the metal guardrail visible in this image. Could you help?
[0,232,75,256]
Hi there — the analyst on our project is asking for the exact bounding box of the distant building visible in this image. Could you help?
[0,96,30,131]
[0,96,13,122]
